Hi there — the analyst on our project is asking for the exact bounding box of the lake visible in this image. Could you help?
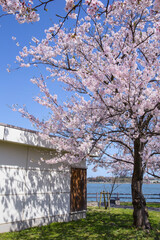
[87,183,160,202]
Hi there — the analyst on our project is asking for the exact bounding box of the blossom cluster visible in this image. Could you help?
[0,0,39,23]
[65,0,74,12]
[153,0,160,11]
[84,0,105,16]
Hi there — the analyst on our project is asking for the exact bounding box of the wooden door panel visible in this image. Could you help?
[70,168,87,212]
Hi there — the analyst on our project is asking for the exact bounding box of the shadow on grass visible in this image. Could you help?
[1,208,160,240]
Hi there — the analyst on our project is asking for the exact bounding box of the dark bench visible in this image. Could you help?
[99,197,120,207]
[110,197,120,205]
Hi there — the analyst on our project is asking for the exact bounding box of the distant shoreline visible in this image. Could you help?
[87,182,130,184]
[87,182,160,184]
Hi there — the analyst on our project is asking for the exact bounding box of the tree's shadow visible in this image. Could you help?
[0,126,70,233]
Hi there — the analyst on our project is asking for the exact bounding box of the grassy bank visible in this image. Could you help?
[120,202,160,208]
[0,207,160,240]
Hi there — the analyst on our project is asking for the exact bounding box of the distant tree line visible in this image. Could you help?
[87,176,132,183]
[87,176,157,183]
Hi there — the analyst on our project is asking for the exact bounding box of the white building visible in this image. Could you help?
[0,123,87,233]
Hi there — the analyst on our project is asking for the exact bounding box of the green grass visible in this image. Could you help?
[120,202,160,208]
[0,207,160,240]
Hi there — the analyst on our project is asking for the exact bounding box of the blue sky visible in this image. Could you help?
[0,0,108,177]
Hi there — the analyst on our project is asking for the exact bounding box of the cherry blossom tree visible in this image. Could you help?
[1,0,160,230]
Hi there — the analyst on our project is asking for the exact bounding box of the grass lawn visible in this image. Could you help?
[0,207,160,240]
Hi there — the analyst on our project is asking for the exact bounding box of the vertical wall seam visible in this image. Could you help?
[3,127,6,140]
[23,146,29,221]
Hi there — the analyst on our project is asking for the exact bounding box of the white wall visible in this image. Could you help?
[0,124,54,149]
[0,141,71,230]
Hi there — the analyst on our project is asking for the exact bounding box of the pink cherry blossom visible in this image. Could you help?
[153,0,160,11]
[0,0,40,23]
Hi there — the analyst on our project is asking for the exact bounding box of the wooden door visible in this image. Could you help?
[70,168,87,212]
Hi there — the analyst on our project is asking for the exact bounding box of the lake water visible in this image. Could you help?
[87,183,160,202]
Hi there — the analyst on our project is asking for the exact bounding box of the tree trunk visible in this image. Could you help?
[131,138,151,229]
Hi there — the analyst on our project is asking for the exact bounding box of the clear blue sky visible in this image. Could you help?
[0,0,108,177]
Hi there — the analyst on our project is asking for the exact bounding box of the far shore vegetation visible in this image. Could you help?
[87,176,160,184]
